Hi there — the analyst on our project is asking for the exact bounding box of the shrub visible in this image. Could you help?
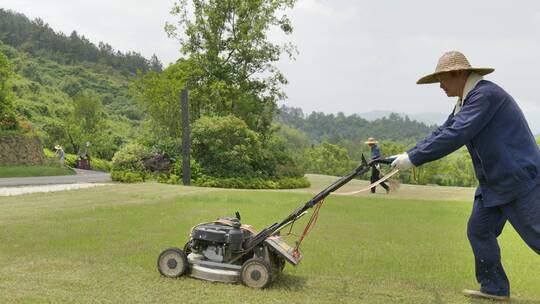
[192,115,261,178]
[91,157,112,172]
[111,143,151,172]
[111,170,145,183]
[172,159,204,180]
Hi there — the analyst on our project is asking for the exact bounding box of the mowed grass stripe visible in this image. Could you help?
[0,181,538,303]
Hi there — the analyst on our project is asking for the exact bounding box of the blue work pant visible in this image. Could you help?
[467,184,540,296]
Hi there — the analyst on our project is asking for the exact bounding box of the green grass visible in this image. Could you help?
[0,178,539,303]
[0,165,75,178]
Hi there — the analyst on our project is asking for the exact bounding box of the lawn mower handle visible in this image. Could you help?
[244,154,393,248]
[291,154,393,212]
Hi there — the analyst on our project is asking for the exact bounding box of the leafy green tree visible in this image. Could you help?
[64,90,107,155]
[304,142,356,176]
[149,54,163,72]
[0,51,18,130]
[133,62,188,139]
[72,90,103,134]
[165,0,296,134]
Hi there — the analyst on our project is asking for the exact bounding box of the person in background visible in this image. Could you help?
[391,51,540,301]
[54,145,65,168]
[365,137,390,194]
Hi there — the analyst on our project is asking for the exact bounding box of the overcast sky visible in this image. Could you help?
[2,0,540,131]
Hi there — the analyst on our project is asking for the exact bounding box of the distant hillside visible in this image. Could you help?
[0,9,161,159]
[0,42,140,158]
[357,110,447,126]
[0,9,162,76]
[276,105,434,144]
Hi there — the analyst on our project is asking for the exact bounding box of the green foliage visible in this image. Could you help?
[378,141,477,187]
[304,142,357,176]
[0,51,19,131]
[43,148,111,171]
[111,170,145,183]
[111,143,150,172]
[164,0,296,134]
[192,115,262,178]
[172,159,205,181]
[277,106,480,187]
[0,38,140,159]
[133,62,188,139]
[72,90,103,133]
[192,176,310,189]
[274,122,311,151]
[256,132,305,178]
[0,9,161,75]
[276,105,434,160]
[90,157,112,172]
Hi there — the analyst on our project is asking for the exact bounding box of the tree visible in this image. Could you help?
[149,54,163,72]
[164,0,296,134]
[304,142,356,176]
[133,61,188,139]
[65,90,104,154]
[0,51,18,130]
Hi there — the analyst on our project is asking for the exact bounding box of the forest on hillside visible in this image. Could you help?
[0,9,162,76]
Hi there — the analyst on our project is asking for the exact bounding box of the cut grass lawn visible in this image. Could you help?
[0,177,539,303]
[0,165,75,178]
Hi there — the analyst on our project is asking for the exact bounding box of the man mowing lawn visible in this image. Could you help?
[391,51,540,301]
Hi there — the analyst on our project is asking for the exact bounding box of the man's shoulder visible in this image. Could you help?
[473,80,506,95]
[468,80,511,103]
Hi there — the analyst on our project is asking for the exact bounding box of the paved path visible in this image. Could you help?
[0,168,111,187]
[0,183,110,196]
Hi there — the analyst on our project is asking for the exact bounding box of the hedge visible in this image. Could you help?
[111,170,145,183]
[190,176,310,189]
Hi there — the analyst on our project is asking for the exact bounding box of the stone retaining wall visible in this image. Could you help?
[0,134,44,165]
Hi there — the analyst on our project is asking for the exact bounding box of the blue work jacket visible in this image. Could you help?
[407,80,540,207]
[371,145,382,159]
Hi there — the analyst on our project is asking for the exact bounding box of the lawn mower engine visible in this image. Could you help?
[157,213,301,288]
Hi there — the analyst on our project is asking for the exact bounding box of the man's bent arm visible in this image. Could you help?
[407,92,503,166]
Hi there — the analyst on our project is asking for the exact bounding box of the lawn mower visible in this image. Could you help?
[157,155,394,288]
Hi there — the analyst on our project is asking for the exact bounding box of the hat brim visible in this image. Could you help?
[416,68,495,84]
[365,141,378,144]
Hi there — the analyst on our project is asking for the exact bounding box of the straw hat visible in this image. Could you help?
[417,51,494,84]
[54,145,62,150]
[365,137,378,145]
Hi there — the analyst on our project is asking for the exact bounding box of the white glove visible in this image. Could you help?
[391,152,413,171]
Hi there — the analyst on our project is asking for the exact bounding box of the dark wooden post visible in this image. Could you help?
[181,89,191,185]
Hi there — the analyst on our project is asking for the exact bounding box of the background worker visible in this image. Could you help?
[365,137,390,194]
[391,51,540,301]
[54,145,65,168]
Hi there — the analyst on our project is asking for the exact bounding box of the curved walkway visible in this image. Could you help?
[0,168,111,187]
